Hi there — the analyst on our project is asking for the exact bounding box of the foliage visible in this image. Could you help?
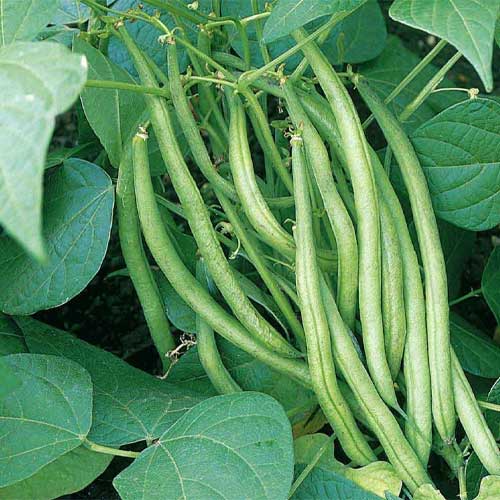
[0,0,499,499]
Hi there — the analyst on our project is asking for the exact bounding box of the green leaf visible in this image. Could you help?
[482,246,500,323]
[291,466,381,500]
[0,159,114,315]
[52,0,90,24]
[74,38,147,167]
[224,0,385,69]
[410,98,500,231]
[114,393,294,500]
[0,353,93,487]
[0,0,59,45]
[413,484,446,499]
[0,357,21,399]
[0,446,112,500]
[475,476,500,500]
[0,41,87,259]
[486,378,500,439]
[17,317,203,447]
[294,434,402,498]
[438,220,475,299]
[0,313,26,355]
[262,0,366,43]
[169,338,315,417]
[389,0,500,92]
[359,36,461,132]
[466,452,488,500]
[450,313,500,378]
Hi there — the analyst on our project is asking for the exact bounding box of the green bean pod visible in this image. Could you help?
[196,259,242,395]
[292,31,397,409]
[283,81,358,331]
[292,133,376,467]
[379,200,407,380]
[120,27,299,359]
[131,130,310,386]
[116,146,175,369]
[291,88,432,465]
[451,352,500,475]
[354,76,455,444]
[320,278,432,492]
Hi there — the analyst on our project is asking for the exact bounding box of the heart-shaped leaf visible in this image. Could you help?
[0,41,87,259]
[410,98,500,231]
[0,353,93,487]
[18,317,202,447]
[113,393,294,500]
[262,0,366,43]
[0,446,112,500]
[0,159,114,315]
[482,246,500,323]
[450,313,500,378]
[390,0,500,91]
[0,0,59,46]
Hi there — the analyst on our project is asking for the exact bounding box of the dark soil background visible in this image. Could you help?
[43,4,500,498]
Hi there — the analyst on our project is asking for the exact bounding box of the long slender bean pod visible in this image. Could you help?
[195,259,242,395]
[320,279,432,492]
[379,200,407,380]
[283,82,358,331]
[120,27,299,359]
[131,130,310,385]
[167,42,237,201]
[354,76,455,444]
[292,132,376,466]
[292,88,433,464]
[451,352,500,475]
[116,147,175,369]
[293,31,397,409]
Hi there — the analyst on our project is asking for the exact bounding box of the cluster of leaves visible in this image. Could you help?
[0,0,499,499]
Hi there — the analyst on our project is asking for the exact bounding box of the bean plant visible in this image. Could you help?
[0,0,499,499]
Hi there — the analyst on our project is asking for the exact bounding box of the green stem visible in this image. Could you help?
[399,51,462,122]
[362,39,447,129]
[84,439,140,458]
[288,434,336,498]
[85,79,170,97]
[478,401,500,412]
[449,288,483,306]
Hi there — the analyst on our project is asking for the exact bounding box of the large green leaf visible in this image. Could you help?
[482,246,500,323]
[0,0,59,45]
[0,446,112,500]
[113,393,294,500]
[450,313,500,378]
[410,98,500,231]
[0,357,20,399]
[359,36,460,133]
[169,338,315,417]
[466,452,488,500]
[0,353,93,487]
[0,313,26,355]
[18,317,203,447]
[52,0,90,24]
[262,0,366,43]
[0,160,113,315]
[0,42,87,259]
[389,0,500,92]
[74,38,147,167]
[476,476,500,500]
[224,0,385,69]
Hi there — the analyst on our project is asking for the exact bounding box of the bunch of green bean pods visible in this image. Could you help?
[105,12,500,496]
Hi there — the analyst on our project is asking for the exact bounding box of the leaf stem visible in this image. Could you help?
[84,439,140,458]
[85,79,170,97]
[362,39,447,129]
[288,434,336,498]
[478,400,500,412]
[449,288,483,307]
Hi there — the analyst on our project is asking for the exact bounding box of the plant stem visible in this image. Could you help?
[458,464,468,500]
[288,434,335,498]
[449,288,483,306]
[478,401,500,412]
[84,439,140,458]
[399,51,462,122]
[85,79,170,97]
[362,39,447,129]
